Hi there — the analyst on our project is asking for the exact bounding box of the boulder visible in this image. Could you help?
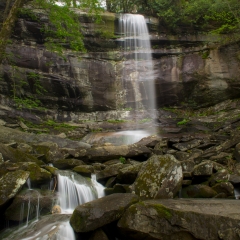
[117,199,240,240]
[208,170,230,187]
[53,159,86,169]
[212,182,234,197]
[172,139,202,151]
[116,163,142,184]
[70,193,139,232]
[132,154,182,199]
[32,142,63,163]
[96,163,129,182]
[229,174,240,186]
[0,143,44,165]
[89,229,109,240]
[0,170,29,207]
[181,184,217,198]
[181,160,195,172]
[68,144,152,162]
[19,162,52,185]
[210,152,230,165]
[73,165,94,177]
[234,142,240,162]
[5,189,56,221]
[193,161,225,177]
[135,135,162,148]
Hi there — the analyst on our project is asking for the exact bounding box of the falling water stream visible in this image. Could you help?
[119,14,155,112]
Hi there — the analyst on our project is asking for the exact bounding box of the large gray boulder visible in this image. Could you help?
[118,199,240,240]
[0,170,29,207]
[132,154,182,199]
[70,193,139,232]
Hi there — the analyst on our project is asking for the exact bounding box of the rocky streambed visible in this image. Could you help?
[1,99,240,239]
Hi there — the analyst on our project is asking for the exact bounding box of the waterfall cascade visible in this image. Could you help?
[57,170,105,213]
[119,14,155,111]
[1,172,105,240]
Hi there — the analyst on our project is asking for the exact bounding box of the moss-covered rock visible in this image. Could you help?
[96,163,129,182]
[53,158,85,169]
[117,199,240,240]
[19,162,52,185]
[0,143,44,165]
[212,182,234,197]
[32,142,63,163]
[0,170,29,207]
[181,184,217,198]
[132,154,182,199]
[70,193,139,232]
[73,165,94,177]
[116,163,142,184]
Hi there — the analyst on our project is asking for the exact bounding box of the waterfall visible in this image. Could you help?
[57,170,105,213]
[119,14,155,112]
[1,171,105,240]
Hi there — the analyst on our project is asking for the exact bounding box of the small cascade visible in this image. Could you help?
[119,14,155,112]
[57,170,105,213]
[17,179,41,227]
[1,172,105,240]
[92,174,105,198]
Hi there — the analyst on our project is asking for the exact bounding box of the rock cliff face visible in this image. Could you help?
[0,4,239,119]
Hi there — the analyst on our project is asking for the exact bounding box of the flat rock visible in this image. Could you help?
[70,193,139,232]
[118,199,240,240]
[172,139,202,151]
[68,144,152,162]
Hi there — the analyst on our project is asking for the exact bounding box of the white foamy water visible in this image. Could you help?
[119,14,155,111]
[57,170,105,213]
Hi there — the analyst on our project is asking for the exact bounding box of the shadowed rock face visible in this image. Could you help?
[0,6,240,115]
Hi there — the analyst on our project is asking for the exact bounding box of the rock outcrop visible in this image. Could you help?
[118,199,240,240]
[0,4,239,121]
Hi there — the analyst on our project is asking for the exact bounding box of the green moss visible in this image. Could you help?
[177,119,189,125]
[107,119,126,123]
[153,204,172,219]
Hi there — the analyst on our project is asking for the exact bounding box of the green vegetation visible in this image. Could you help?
[108,0,240,36]
[119,156,126,164]
[177,118,189,125]
[0,0,104,63]
[107,119,126,123]
[45,119,77,130]
[91,128,103,132]
[10,69,47,110]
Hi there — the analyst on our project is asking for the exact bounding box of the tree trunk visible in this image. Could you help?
[0,0,26,63]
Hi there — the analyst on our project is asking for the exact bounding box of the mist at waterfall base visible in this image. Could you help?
[1,171,105,240]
